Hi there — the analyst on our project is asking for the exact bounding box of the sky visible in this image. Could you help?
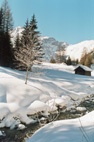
[0,0,94,44]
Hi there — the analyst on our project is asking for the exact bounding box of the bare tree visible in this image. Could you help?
[80,48,87,65]
[55,43,65,63]
[84,53,92,67]
[14,15,44,84]
[80,48,92,67]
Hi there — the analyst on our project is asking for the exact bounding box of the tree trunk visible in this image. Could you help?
[25,67,29,84]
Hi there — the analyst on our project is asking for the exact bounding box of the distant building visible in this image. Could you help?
[74,64,92,76]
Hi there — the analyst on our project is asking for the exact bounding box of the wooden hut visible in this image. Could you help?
[74,65,92,76]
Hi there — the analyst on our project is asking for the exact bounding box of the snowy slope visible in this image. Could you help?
[0,63,94,129]
[26,111,94,142]
[66,40,94,61]
[10,26,24,45]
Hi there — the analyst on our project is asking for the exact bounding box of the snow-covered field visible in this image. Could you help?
[0,62,94,141]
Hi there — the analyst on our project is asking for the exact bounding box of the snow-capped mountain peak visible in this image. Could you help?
[10,27,68,62]
[10,27,94,62]
[66,40,94,61]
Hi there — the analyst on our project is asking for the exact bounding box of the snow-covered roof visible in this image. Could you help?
[74,64,92,72]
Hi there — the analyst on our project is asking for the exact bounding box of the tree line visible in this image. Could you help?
[0,0,44,78]
[0,0,13,67]
[50,47,92,67]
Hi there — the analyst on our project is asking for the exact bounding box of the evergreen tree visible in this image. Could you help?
[0,0,13,67]
[14,33,21,49]
[13,33,21,68]
[66,56,71,65]
[0,8,3,32]
[50,57,56,63]
[29,15,44,63]
[75,59,78,65]
[21,19,29,46]
[2,32,13,67]
[13,19,30,70]
[14,14,44,84]
[1,0,13,32]
[0,8,4,65]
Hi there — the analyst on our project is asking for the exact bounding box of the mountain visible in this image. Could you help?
[40,36,68,61]
[10,27,68,62]
[10,26,24,45]
[10,27,94,62]
[66,40,94,61]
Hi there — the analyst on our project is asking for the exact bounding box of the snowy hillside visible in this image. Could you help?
[0,63,94,131]
[66,40,94,61]
[10,27,68,61]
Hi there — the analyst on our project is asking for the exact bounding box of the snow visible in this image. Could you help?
[66,40,94,61]
[8,27,94,141]
[74,64,92,71]
[10,27,94,63]
[10,27,68,61]
[26,111,94,142]
[0,62,94,141]
[10,26,24,45]
[76,107,87,112]
[17,124,26,130]
[27,100,50,113]
[0,131,4,136]
[40,36,49,40]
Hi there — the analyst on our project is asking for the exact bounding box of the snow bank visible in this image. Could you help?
[26,111,94,142]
